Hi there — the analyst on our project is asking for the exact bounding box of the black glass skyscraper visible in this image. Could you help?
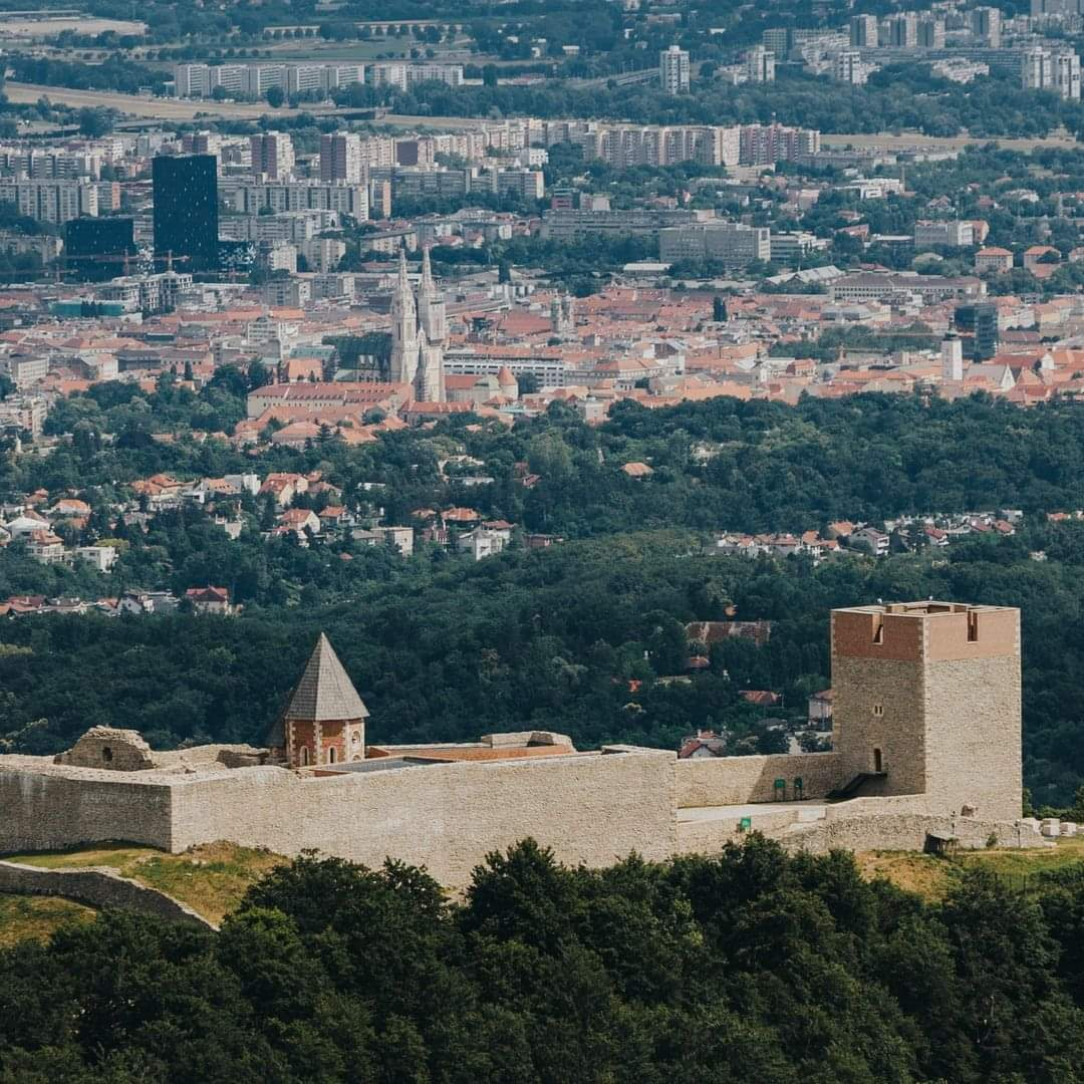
[64,216,136,282]
[152,154,219,272]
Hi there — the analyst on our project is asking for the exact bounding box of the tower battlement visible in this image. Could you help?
[832,602,1019,662]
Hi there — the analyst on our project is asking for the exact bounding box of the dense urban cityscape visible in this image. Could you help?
[3,0,1084,1080]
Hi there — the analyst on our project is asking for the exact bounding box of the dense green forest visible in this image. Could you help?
[363,66,1084,139]
[3,837,1084,1082]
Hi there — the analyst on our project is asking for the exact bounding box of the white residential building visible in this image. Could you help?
[659,46,691,94]
[745,46,775,83]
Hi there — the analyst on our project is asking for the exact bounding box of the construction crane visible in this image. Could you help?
[51,247,190,282]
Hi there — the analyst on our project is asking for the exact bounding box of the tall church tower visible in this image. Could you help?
[388,245,446,403]
[389,248,418,387]
[269,633,369,768]
[417,246,447,346]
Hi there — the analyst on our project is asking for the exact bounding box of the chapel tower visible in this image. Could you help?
[271,633,369,768]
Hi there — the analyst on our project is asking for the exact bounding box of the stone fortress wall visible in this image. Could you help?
[675,751,844,807]
[168,746,678,885]
[0,602,1049,887]
[0,744,679,888]
[0,763,175,853]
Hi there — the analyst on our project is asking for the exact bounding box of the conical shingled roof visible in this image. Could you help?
[283,633,369,722]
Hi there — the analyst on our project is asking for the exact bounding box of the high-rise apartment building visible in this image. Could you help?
[849,14,880,47]
[152,154,219,272]
[320,132,363,183]
[917,16,946,49]
[833,50,867,85]
[744,46,776,83]
[0,179,97,224]
[1022,47,1081,99]
[887,13,918,47]
[250,132,295,180]
[971,6,1002,47]
[659,46,691,94]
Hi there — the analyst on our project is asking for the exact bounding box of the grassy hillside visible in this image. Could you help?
[857,836,1084,900]
[0,895,94,946]
[5,841,285,924]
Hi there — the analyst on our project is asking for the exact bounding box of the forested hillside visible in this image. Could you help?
[3,838,1084,1083]
[4,526,1084,806]
[9,392,1084,804]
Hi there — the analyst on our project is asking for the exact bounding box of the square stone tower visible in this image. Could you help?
[831,602,1021,822]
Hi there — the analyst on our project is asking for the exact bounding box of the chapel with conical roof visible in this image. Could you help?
[269,633,369,768]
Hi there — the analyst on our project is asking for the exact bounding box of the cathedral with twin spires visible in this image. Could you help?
[389,247,446,403]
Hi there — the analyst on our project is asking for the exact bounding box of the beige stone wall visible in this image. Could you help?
[832,656,927,797]
[924,655,1022,822]
[168,749,678,887]
[0,768,174,854]
[675,752,843,808]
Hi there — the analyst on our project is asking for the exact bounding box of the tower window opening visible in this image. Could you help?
[101,746,113,763]
[300,746,310,767]
[328,747,337,764]
[968,611,979,642]
[873,748,883,773]
[873,619,884,644]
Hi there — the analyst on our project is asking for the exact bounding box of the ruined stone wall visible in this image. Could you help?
[169,749,677,887]
[675,752,843,808]
[924,655,1022,823]
[0,768,174,854]
[56,728,155,772]
[780,813,1047,855]
[0,861,214,928]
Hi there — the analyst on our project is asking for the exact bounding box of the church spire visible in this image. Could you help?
[417,244,446,346]
[421,244,435,291]
[389,245,417,385]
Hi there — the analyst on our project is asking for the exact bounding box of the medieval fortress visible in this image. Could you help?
[0,601,1048,885]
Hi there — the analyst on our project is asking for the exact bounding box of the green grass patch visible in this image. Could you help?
[0,896,95,947]
[858,837,1084,901]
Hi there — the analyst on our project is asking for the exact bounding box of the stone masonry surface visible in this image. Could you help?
[675,752,843,807]
[167,748,678,886]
